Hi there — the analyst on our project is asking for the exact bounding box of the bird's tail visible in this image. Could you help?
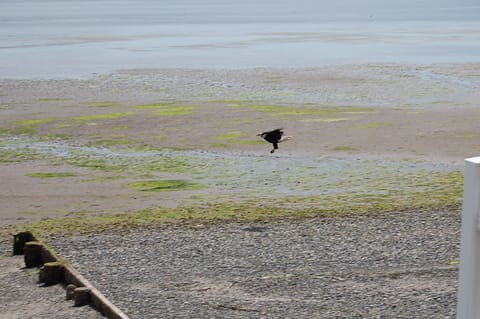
[278,136,291,143]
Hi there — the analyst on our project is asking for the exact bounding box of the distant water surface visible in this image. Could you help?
[1,0,480,78]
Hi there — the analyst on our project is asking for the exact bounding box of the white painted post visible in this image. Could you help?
[457,157,480,318]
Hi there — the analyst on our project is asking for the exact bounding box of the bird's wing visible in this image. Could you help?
[258,128,284,140]
[271,129,284,140]
[262,128,283,134]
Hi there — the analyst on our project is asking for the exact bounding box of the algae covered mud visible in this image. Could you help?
[0,64,477,232]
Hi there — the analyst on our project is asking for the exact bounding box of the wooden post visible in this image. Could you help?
[23,241,43,268]
[39,261,64,286]
[74,287,92,307]
[457,157,480,318]
[13,231,34,255]
[66,284,77,300]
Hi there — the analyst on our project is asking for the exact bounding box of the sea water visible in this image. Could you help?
[1,0,480,78]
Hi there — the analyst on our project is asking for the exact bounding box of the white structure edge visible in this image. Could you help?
[457,156,480,318]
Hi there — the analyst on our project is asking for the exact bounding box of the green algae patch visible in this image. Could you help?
[223,101,373,118]
[85,101,122,108]
[155,106,195,116]
[47,147,202,175]
[26,172,79,178]
[212,142,227,148]
[134,103,173,109]
[134,103,196,116]
[457,133,476,139]
[294,170,464,215]
[11,118,55,135]
[5,193,461,238]
[128,179,205,192]
[0,149,41,163]
[4,203,301,236]
[334,145,358,152]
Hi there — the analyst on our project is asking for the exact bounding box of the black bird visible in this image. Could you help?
[257,128,290,153]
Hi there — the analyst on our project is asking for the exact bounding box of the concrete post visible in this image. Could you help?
[457,156,480,318]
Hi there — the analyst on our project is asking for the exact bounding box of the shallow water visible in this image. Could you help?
[2,0,480,78]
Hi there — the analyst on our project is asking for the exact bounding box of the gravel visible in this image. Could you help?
[44,208,461,319]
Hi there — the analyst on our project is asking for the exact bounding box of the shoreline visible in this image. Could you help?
[2,61,480,83]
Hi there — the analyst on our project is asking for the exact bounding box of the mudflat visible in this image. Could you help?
[0,64,478,225]
[0,64,477,224]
